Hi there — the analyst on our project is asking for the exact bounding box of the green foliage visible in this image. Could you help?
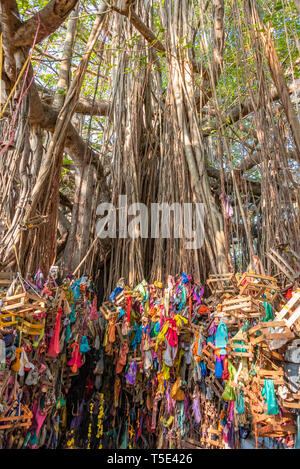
[17,0,49,19]
[15,0,300,193]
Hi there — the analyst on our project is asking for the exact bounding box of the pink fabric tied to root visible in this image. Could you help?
[219,194,233,219]
[166,318,178,347]
[89,296,98,321]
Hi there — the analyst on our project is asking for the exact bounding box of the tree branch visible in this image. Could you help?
[192,0,224,106]
[74,97,111,116]
[293,0,300,15]
[110,1,166,54]
[35,84,111,116]
[59,191,73,211]
[236,149,299,173]
[26,80,109,198]
[201,81,300,138]
[0,0,22,80]
[207,164,261,196]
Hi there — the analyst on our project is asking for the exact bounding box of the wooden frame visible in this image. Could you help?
[238,273,279,302]
[0,292,46,319]
[17,318,44,336]
[248,320,294,345]
[100,301,119,320]
[266,248,299,283]
[255,416,297,438]
[205,375,224,398]
[0,403,32,430]
[0,312,18,327]
[115,289,143,306]
[227,341,253,359]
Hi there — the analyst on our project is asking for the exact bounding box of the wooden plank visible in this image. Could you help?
[258,424,296,435]
[270,248,297,276]
[2,292,28,302]
[286,305,300,328]
[0,301,30,312]
[246,273,277,281]
[0,280,13,286]
[282,402,300,409]
[248,320,286,335]
[0,319,18,327]
[253,414,273,424]
[202,348,213,358]
[257,369,284,377]
[208,274,233,279]
[258,378,285,385]
[264,331,294,340]
[222,295,253,305]
[223,304,254,313]
[0,272,15,278]
[15,307,45,315]
[206,342,215,351]
[275,291,300,320]
[268,350,285,361]
[229,351,253,358]
[260,320,286,328]
[22,292,44,303]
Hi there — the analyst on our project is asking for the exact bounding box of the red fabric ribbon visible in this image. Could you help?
[127,295,132,323]
[166,318,178,347]
[89,295,98,321]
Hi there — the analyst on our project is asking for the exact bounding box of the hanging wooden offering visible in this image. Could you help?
[0,292,46,318]
[238,273,279,302]
[207,273,238,296]
[273,290,300,329]
[100,302,119,320]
